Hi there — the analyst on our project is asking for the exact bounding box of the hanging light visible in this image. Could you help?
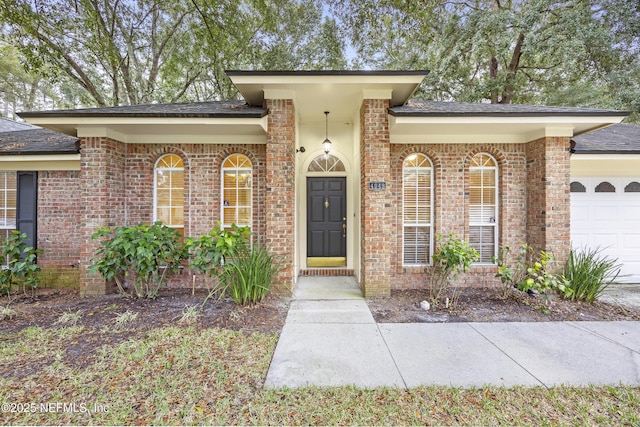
[322,111,332,154]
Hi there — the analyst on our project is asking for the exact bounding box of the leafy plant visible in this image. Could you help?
[113,310,139,328]
[185,222,251,279]
[563,247,622,302]
[220,242,280,306]
[493,243,570,297]
[90,222,188,298]
[55,309,84,326]
[427,234,479,307]
[0,230,43,296]
[178,304,201,325]
[0,304,17,320]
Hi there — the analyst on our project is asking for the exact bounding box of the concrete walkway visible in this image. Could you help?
[265,277,640,389]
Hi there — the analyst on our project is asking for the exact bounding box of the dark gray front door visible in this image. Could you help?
[307,177,346,265]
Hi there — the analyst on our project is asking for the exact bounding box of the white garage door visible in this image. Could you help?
[570,177,640,283]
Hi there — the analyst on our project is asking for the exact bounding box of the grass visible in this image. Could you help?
[0,304,17,320]
[54,309,85,326]
[0,324,638,425]
[113,310,139,328]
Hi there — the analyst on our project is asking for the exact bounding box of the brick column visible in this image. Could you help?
[360,99,392,297]
[525,136,571,269]
[265,99,296,295]
[79,137,126,295]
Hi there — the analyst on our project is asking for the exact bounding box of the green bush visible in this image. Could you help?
[90,222,187,298]
[427,234,479,307]
[0,230,43,296]
[563,247,621,302]
[185,222,251,279]
[494,243,571,298]
[220,242,280,306]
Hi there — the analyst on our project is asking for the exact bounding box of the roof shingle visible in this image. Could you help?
[390,100,628,117]
[571,123,640,154]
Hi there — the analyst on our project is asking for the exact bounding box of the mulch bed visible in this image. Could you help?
[367,287,640,323]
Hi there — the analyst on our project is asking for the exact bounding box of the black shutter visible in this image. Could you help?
[16,171,38,249]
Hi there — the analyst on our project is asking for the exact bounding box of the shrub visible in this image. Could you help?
[185,222,251,279]
[563,247,621,302]
[0,230,43,296]
[493,243,570,297]
[427,234,479,307]
[90,222,187,298]
[220,242,280,306]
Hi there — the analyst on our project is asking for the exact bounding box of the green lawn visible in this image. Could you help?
[1,325,638,426]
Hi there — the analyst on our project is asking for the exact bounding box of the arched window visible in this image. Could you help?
[154,154,184,237]
[402,153,433,266]
[469,153,498,263]
[308,154,345,172]
[222,154,252,229]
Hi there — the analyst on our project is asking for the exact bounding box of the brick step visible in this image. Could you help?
[299,269,354,277]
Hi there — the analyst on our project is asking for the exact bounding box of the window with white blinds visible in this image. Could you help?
[222,154,252,230]
[154,154,184,238]
[469,153,498,263]
[403,153,433,266]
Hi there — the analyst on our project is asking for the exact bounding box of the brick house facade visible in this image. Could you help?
[12,70,627,297]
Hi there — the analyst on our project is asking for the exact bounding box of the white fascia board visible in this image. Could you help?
[0,155,80,171]
[390,115,627,126]
[229,74,426,85]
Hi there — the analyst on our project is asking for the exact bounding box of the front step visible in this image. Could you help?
[299,268,354,277]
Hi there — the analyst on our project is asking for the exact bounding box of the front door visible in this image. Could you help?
[307,177,346,267]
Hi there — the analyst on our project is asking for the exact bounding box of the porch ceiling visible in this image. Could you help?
[227,70,428,123]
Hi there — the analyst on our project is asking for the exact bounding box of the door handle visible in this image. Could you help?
[342,222,346,238]
[324,198,329,209]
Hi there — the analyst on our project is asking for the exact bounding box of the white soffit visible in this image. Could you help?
[26,116,268,143]
[389,115,627,144]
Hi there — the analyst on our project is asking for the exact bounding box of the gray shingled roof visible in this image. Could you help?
[390,100,628,117]
[19,100,267,118]
[571,123,640,154]
[0,128,79,155]
[0,117,39,132]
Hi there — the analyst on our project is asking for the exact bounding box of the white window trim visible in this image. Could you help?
[469,154,499,264]
[153,154,184,230]
[402,154,434,267]
[0,171,16,231]
[221,155,253,230]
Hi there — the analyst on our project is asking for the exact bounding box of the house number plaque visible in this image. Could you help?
[368,181,386,191]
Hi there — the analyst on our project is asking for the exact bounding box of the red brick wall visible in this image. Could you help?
[79,137,126,295]
[37,170,81,288]
[526,136,571,270]
[389,143,528,289]
[265,99,296,295]
[360,99,392,297]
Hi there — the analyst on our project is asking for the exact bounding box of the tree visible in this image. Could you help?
[330,0,640,117]
[0,0,349,108]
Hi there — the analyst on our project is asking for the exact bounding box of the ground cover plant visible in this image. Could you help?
[1,319,639,426]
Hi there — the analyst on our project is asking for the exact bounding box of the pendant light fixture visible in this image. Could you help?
[322,111,332,154]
